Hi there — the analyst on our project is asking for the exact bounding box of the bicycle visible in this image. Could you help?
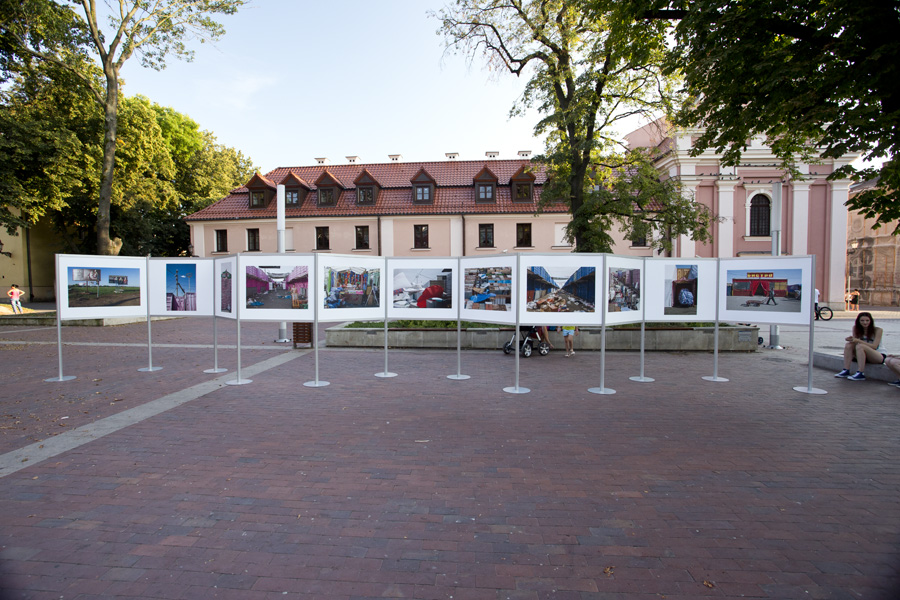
[815,305,833,321]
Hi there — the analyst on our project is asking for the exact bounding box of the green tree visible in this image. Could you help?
[1,0,247,254]
[647,0,900,228]
[437,0,713,252]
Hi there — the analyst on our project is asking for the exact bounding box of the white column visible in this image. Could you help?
[791,182,810,256]
[449,216,463,257]
[828,180,851,305]
[192,224,205,256]
[381,218,394,256]
[679,185,697,257]
[716,179,737,257]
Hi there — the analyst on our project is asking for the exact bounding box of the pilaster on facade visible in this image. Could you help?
[790,181,811,256]
[828,180,852,304]
[678,185,698,258]
[716,178,738,258]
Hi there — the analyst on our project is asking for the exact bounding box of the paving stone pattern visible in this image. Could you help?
[1,318,899,599]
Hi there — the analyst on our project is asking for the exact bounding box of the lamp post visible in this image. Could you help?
[846,240,860,309]
[0,239,11,257]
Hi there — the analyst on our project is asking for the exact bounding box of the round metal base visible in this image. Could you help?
[588,387,616,395]
[629,376,655,383]
[45,375,76,382]
[503,386,530,394]
[138,366,163,372]
[225,378,252,386]
[793,386,827,395]
[375,372,398,378]
[274,338,291,343]
[447,374,471,380]
[203,367,228,374]
[303,380,330,388]
[702,376,729,382]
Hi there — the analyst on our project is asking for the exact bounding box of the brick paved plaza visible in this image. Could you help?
[1,317,899,599]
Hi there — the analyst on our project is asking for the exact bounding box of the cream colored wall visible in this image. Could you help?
[1,216,61,302]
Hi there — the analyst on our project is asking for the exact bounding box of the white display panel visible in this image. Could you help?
[57,254,148,320]
[214,256,237,319]
[238,254,315,322]
[604,255,645,325]
[387,257,459,320]
[517,254,602,326]
[718,256,813,325]
[644,258,718,322]
[148,258,214,317]
[459,254,517,325]
[318,254,386,323]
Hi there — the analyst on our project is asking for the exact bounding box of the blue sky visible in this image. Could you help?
[116,1,657,175]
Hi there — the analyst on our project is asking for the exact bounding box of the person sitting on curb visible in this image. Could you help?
[884,355,900,388]
[835,312,884,381]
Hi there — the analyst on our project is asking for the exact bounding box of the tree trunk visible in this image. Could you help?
[96,67,119,255]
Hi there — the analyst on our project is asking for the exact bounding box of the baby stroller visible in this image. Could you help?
[503,325,551,358]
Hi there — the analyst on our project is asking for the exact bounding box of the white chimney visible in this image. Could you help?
[518,150,532,158]
[445,152,459,160]
[486,151,499,159]
[315,157,329,165]
[346,156,359,164]
[388,154,402,162]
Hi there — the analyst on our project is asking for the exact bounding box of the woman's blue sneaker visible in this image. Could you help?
[834,369,850,378]
[848,371,866,381]
[889,380,900,388]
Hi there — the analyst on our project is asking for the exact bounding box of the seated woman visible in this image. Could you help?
[835,312,884,381]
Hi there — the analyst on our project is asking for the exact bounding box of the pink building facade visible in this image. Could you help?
[626,122,858,307]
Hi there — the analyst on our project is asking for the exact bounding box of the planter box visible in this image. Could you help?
[325,324,759,352]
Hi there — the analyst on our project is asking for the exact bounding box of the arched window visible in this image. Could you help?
[749,195,771,237]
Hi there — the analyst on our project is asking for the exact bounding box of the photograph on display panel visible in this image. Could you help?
[464,266,512,312]
[643,259,717,322]
[246,264,310,310]
[323,266,380,309]
[608,267,641,314]
[148,259,214,316]
[67,266,141,308]
[526,265,596,313]
[726,269,803,313]
[217,259,235,316]
[392,268,452,310]
[166,263,197,312]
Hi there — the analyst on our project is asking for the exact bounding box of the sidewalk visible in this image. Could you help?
[1,317,899,599]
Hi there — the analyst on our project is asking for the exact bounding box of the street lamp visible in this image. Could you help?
[846,240,860,308]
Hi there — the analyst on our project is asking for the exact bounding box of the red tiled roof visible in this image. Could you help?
[187,159,563,222]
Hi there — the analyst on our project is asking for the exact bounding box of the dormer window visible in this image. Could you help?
[279,172,311,207]
[474,166,498,204]
[511,165,536,203]
[410,167,436,205]
[285,190,300,206]
[250,191,266,208]
[318,188,335,206]
[357,187,375,206]
[415,185,432,203]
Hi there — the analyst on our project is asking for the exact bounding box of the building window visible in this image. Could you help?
[516,223,532,248]
[355,226,370,250]
[357,187,374,206]
[513,183,532,202]
[316,227,330,250]
[414,185,432,203]
[318,188,335,206]
[285,190,299,206]
[247,228,260,251]
[250,191,266,208]
[750,195,771,237]
[414,224,429,249]
[478,224,494,248]
[215,229,227,252]
[477,184,494,202]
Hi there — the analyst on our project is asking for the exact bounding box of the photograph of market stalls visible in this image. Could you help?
[392,268,453,309]
[464,267,511,311]
[608,267,641,313]
[245,264,309,310]
[526,265,596,313]
[725,269,803,313]
[323,266,380,309]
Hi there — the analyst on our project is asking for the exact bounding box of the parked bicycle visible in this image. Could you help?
[816,304,833,321]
